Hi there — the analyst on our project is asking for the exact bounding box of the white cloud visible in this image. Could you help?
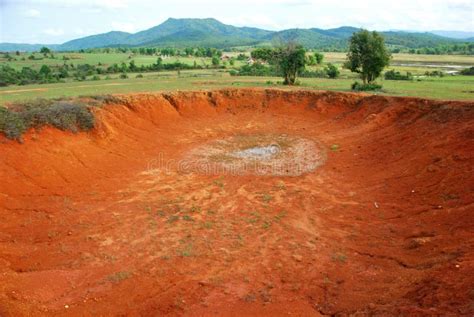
[222,15,281,30]
[33,0,132,9]
[111,21,137,33]
[24,9,41,18]
[98,0,130,9]
[74,28,86,35]
[43,28,65,36]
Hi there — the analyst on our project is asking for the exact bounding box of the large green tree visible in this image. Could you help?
[39,46,51,54]
[253,43,306,85]
[251,48,274,61]
[276,43,306,85]
[346,30,391,84]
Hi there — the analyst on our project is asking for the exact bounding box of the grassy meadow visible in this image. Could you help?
[1,51,473,104]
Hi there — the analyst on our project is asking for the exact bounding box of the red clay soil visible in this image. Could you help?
[0,89,473,316]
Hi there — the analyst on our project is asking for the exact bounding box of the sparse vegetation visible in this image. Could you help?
[330,144,340,151]
[167,215,180,223]
[460,67,474,76]
[107,271,131,283]
[332,252,347,263]
[384,69,413,81]
[274,210,287,221]
[179,243,194,257]
[182,215,194,221]
[0,99,94,140]
[262,194,273,203]
[351,81,383,91]
[0,95,127,140]
[213,177,225,188]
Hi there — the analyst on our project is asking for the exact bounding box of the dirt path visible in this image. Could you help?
[0,83,126,95]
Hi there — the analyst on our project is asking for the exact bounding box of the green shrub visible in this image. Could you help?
[299,69,327,78]
[460,67,474,76]
[119,73,128,79]
[41,102,95,132]
[351,81,382,91]
[425,70,444,77]
[0,99,96,141]
[0,107,26,139]
[384,69,413,80]
[234,63,280,77]
[325,63,340,79]
[136,74,144,78]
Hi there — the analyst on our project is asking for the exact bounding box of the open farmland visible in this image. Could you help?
[1,69,473,104]
[1,52,473,104]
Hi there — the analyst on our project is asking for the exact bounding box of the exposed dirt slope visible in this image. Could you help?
[1,89,473,316]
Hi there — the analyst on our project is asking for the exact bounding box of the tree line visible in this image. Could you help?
[58,46,225,57]
[399,43,474,55]
[234,29,391,90]
[0,56,226,86]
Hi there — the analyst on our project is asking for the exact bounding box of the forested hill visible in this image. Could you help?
[1,18,473,52]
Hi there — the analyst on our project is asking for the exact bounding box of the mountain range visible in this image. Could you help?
[1,18,473,52]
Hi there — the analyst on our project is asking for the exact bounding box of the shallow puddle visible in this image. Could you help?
[231,144,280,160]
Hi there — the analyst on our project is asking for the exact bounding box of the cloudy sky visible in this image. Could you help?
[1,0,473,44]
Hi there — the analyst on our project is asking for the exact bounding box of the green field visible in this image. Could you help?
[1,70,473,104]
[3,51,473,71]
[1,51,473,104]
[323,52,474,65]
[0,52,247,70]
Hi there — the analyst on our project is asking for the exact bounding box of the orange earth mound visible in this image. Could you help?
[0,89,473,316]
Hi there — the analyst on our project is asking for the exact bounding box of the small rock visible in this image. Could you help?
[374,202,380,209]
[293,254,303,262]
[64,305,69,309]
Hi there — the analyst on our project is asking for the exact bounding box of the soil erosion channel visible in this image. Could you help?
[1,89,473,316]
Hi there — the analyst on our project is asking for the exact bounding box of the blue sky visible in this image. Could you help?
[1,0,473,44]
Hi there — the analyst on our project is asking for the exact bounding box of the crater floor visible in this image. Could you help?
[183,134,325,176]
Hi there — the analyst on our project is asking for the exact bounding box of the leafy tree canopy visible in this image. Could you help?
[345,30,391,84]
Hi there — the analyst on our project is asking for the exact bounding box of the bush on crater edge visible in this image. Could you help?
[0,95,122,141]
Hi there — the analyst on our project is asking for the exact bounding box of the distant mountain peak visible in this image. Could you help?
[1,17,471,52]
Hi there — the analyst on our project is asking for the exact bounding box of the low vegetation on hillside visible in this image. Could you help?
[0,47,226,86]
[0,95,123,141]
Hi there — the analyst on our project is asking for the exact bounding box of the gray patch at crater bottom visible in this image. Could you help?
[231,145,280,160]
